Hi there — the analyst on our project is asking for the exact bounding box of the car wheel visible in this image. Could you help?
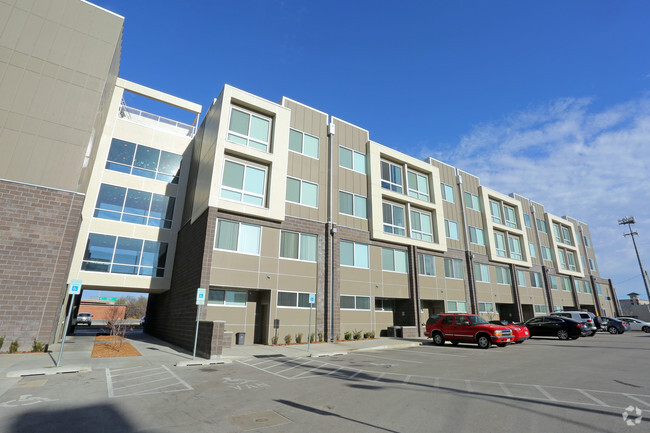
[451,340,459,346]
[608,326,619,335]
[557,329,569,340]
[477,335,491,349]
[432,333,445,346]
[643,326,650,333]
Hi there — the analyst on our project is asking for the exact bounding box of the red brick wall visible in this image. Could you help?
[0,180,84,350]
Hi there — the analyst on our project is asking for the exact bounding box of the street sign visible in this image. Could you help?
[309,293,316,304]
[69,280,82,295]
[98,297,107,301]
[109,297,118,301]
[196,288,206,305]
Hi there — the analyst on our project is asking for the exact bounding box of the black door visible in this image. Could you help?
[254,291,270,344]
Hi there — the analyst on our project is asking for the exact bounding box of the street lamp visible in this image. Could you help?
[618,216,650,301]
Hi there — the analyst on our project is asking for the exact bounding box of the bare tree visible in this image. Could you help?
[104,305,132,351]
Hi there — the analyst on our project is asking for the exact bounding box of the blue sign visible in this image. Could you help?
[196,288,206,305]
[69,279,83,295]
[309,293,316,304]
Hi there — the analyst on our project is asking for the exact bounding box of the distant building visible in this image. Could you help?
[619,292,650,320]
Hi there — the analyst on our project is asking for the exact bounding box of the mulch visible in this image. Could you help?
[91,335,141,358]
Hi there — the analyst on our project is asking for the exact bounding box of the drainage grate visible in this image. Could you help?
[228,410,291,431]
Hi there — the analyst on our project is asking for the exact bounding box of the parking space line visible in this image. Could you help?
[351,352,423,364]
[372,373,385,382]
[275,360,314,374]
[113,376,175,391]
[625,394,650,407]
[110,367,162,378]
[162,366,193,391]
[111,370,167,383]
[324,366,346,377]
[348,370,363,379]
[105,369,114,398]
[578,389,608,406]
[404,375,411,384]
[535,385,557,401]
[498,382,512,397]
[293,362,327,378]
[392,348,467,358]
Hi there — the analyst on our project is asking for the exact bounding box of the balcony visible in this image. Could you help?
[118,104,197,137]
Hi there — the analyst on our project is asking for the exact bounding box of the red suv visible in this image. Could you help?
[425,314,513,349]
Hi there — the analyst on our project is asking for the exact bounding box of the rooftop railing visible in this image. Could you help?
[118,104,197,137]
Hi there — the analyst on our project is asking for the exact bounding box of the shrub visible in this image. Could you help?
[295,333,303,344]
[318,332,323,342]
[32,340,45,352]
[9,340,19,353]
[353,329,362,340]
[271,335,279,345]
[363,332,372,339]
[0,336,4,351]
[284,334,292,345]
[310,332,316,343]
[344,331,352,340]
[368,331,375,339]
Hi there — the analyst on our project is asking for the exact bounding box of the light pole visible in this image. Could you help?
[618,216,650,301]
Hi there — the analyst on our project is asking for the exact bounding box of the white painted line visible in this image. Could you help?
[111,370,167,383]
[352,352,423,364]
[373,373,385,382]
[325,367,346,377]
[465,380,474,393]
[293,362,327,378]
[110,367,161,378]
[249,359,285,367]
[348,370,363,379]
[392,348,467,358]
[404,375,411,384]
[105,369,114,399]
[113,376,176,391]
[276,360,315,374]
[499,383,512,397]
[578,389,609,407]
[535,385,557,401]
[625,394,650,407]
[109,366,144,373]
[162,366,193,391]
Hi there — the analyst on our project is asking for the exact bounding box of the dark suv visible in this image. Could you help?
[425,314,514,349]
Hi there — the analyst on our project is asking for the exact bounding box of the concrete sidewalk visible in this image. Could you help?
[0,331,426,378]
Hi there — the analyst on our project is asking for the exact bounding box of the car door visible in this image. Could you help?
[439,315,454,338]
[453,315,473,341]
[525,318,544,336]
[626,319,641,331]
[543,317,563,336]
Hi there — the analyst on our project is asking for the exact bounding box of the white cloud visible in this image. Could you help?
[421,96,650,300]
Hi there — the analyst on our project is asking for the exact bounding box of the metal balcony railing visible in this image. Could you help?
[118,102,197,137]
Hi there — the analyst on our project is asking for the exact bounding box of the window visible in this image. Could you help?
[524,214,532,228]
[81,233,167,277]
[469,227,485,246]
[444,219,459,241]
[490,200,502,224]
[597,283,602,295]
[383,203,406,236]
[208,290,247,306]
[444,258,463,279]
[381,160,403,193]
[536,218,548,233]
[215,220,261,255]
[503,205,517,228]
[541,246,553,261]
[289,129,319,158]
[448,300,467,313]
[530,272,543,288]
[478,302,494,313]
[418,254,436,276]
[339,146,367,174]
[558,249,567,270]
[583,280,592,294]
[554,305,564,312]
[588,258,596,270]
[567,251,577,271]
[528,242,537,259]
[94,184,176,229]
[534,304,547,314]
[517,270,526,286]
[474,263,490,283]
[441,183,455,203]
[583,236,591,247]
[553,223,561,242]
[106,138,182,184]
[496,266,511,284]
[464,192,481,211]
[221,160,266,207]
[410,210,433,242]
[340,241,369,268]
[581,256,586,269]
[494,232,507,257]
[277,291,312,308]
[508,235,522,260]
[280,231,317,262]
[550,275,558,290]
[340,295,370,310]
[575,280,581,293]
[375,298,394,312]
[407,171,430,201]
[561,277,572,291]
[227,107,270,152]
[286,177,318,208]
[339,191,367,218]
[382,248,408,273]
[561,227,572,245]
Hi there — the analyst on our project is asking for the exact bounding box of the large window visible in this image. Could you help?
[465,192,481,211]
[410,210,433,242]
[541,246,553,261]
[550,275,558,290]
[516,269,527,286]
[534,304,547,314]
[339,191,367,218]
[508,235,522,260]
[557,249,567,270]
[536,218,548,233]
[524,214,532,228]
[340,241,369,268]
[94,184,176,229]
[567,251,577,271]
[530,271,543,288]
[418,254,436,276]
[490,200,502,224]
[375,298,394,312]
[227,107,270,152]
[277,291,312,308]
[280,231,317,262]
[382,248,408,273]
[221,160,266,207]
[561,227,572,245]
[583,280,592,294]
[494,232,507,257]
[381,160,403,193]
[469,226,485,246]
[478,302,494,313]
[215,220,261,255]
[106,138,182,184]
[286,177,318,207]
[340,295,370,310]
[553,224,561,242]
[445,219,459,240]
[528,242,537,258]
[444,258,463,279]
[383,203,406,236]
[441,183,455,203]
[289,129,319,159]
[448,300,467,313]
[81,233,167,277]
[561,277,572,292]
[407,171,430,201]
[496,266,511,284]
[339,146,366,174]
[208,289,247,306]
[503,205,517,229]
[474,263,490,283]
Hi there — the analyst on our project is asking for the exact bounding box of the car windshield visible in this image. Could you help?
[468,316,488,325]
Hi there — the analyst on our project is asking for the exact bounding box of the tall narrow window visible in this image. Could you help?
[441,183,455,203]
[508,235,522,260]
[528,242,537,258]
[418,254,436,276]
[380,160,402,193]
[464,192,481,211]
[490,200,502,224]
[553,223,561,242]
[558,249,567,270]
[567,251,577,271]
[444,220,459,241]
[524,214,532,228]
[494,232,507,257]
[382,203,405,236]
[410,210,433,242]
[407,171,430,201]
[561,227,572,245]
[503,205,517,228]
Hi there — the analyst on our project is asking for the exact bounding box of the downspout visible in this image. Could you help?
[455,170,477,314]
[579,225,602,315]
[327,120,336,341]
[531,205,553,312]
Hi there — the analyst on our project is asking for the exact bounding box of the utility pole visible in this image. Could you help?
[618,216,650,301]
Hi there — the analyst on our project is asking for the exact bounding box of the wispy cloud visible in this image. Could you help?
[420,96,650,299]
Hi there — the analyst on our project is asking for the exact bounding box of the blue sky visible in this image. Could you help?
[89,0,650,302]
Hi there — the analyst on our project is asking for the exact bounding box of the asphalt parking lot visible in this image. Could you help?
[0,332,647,432]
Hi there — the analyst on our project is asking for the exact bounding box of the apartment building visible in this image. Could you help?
[0,0,620,352]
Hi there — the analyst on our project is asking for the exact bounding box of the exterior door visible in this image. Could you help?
[254,291,270,344]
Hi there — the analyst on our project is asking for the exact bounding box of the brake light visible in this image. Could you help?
[587,319,593,323]
[621,322,627,326]
[576,324,582,327]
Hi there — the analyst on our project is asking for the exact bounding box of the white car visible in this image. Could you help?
[617,317,650,333]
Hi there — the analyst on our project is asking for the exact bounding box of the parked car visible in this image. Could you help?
[140,316,146,326]
[425,314,514,349]
[616,317,650,333]
[489,320,529,343]
[524,316,585,340]
[550,311,597,336]
[599,317,629,334]
[76,312,92,326]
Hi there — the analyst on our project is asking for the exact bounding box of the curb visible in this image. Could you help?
[7,365,92,378]
[349,342,422,352]
[176,359,232,367]
[309,351,347,358]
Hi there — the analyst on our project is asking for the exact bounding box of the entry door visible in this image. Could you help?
[254,291,270,344]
